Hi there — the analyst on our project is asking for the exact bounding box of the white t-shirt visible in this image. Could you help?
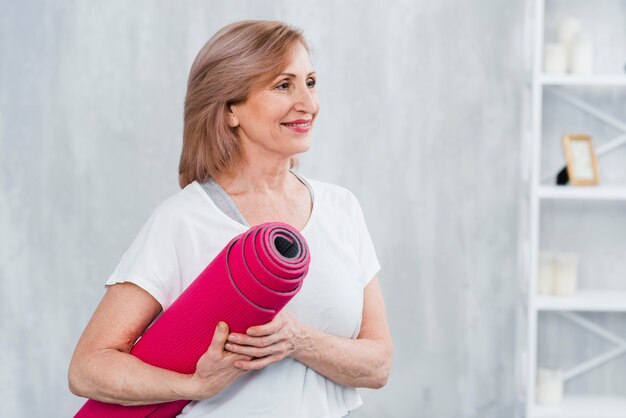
[105,176,381,418]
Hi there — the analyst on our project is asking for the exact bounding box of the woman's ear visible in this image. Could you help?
[227,105,239,128]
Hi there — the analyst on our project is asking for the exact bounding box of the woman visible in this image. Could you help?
[69,20,393,417]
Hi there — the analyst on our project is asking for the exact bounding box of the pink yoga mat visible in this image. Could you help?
[75,222,310,418]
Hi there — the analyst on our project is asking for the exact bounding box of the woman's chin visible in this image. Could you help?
[293,143,312,155]
[286,138,312,155]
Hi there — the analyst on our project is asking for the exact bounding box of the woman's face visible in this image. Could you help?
[229,43,320,161]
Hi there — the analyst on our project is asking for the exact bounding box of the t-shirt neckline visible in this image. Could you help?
[192,174,316,235]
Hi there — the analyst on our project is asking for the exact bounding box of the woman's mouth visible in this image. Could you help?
[281,119,312,133]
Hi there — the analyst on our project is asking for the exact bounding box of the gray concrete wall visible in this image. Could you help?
[0,0,542,416]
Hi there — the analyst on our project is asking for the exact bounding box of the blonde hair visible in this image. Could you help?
[178,20,308,189]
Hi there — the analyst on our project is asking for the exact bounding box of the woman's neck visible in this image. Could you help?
[214,159,294,197]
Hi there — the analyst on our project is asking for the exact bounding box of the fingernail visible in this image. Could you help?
[218,322,227,332]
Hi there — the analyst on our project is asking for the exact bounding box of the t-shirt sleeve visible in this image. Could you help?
[105,204,181,310]
[350,193,381,287]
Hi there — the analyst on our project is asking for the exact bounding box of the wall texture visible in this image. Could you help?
[0,1,526,417]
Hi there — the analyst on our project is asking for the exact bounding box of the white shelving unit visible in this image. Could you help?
[540,74,626,86]
[538,186,626,201]
[526,1,626,417]
[536,291,626,312]
[534,396,626,418]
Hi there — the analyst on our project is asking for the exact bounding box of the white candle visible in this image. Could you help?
[557,18,581,45]
[538,252,554,295]
[537,368,564,405]
[569,34,593,74]
[544,44,567,74]
[553,253,578,296]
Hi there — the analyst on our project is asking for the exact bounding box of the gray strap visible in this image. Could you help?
[200,178,249,226]
[291,170,315,204]
[200,170,314,227]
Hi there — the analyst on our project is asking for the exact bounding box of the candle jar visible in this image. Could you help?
[569,34,593,74]
[544,44,567,74]
[557,18,581,46]
[538,252,555,295]
[537,368,564,405]
[553,253,578,296]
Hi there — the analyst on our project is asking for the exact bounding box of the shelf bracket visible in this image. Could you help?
[557,312,626,382]
[548,87,626,135]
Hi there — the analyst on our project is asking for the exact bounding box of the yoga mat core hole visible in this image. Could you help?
[275,236,298,258]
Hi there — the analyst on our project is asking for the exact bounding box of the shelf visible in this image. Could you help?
[533,395,626,418]
[536,290,626,312]
[538,186,626,201]
[527,2,626,416]
[540,74,626,86]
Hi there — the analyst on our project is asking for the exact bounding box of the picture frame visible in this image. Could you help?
[562,134,600,186]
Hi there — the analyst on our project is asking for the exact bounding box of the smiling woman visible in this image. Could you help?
[68,20,393,418]
[178,21,318,187]
[226,44,319,163]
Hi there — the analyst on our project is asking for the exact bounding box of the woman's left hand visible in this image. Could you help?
[224,310,310,371]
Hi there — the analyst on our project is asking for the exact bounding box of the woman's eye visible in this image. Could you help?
[276,82,290,90]
[307,79,316,88]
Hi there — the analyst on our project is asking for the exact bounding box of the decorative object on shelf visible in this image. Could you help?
[557,17,586,74]
[562,134,600,186]
[545,18,595,75]
[538,252,555,295]
[544,44,568,74]
[537,252,578,296]
[557,18,581,46]
[536,368,564,405]
[569,33,593,74]
[555,166,569,185]
[552,253,578,296]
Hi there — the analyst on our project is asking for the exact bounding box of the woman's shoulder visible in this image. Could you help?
[298,175,361,209]
[146,181,207,225]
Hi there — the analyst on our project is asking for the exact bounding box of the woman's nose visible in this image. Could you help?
[293,84,318,114]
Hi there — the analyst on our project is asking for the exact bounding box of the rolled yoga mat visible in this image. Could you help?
[75,222,310,418]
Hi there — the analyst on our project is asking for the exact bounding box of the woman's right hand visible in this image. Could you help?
[187,321,253,400]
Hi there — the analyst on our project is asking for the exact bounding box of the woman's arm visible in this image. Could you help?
[225,276,393,389]
[68,282,251,405]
